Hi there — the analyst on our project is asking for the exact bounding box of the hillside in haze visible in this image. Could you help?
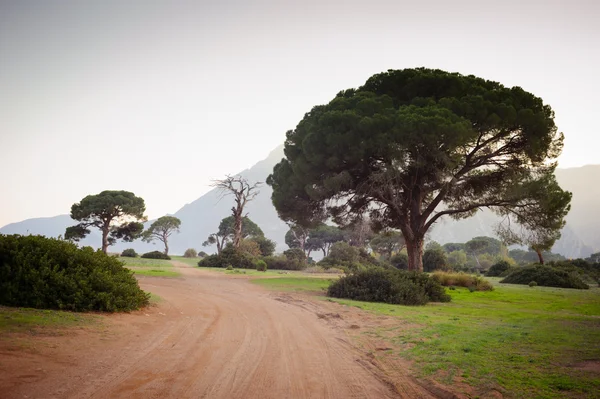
[1,145,598,258]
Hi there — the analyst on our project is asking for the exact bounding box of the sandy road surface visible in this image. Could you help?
[1,263,440,399]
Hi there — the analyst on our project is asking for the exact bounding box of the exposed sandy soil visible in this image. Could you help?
[0,262,451,399]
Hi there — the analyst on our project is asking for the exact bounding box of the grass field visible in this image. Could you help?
[197,266,309,277]
[251,274,600,398]
[170,256,201,267]
[0,306,99,333]
[120,257,181,277]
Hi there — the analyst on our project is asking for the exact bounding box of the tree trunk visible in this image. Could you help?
[233,213,243,248]
[406,237,424,272]
[535,248,544,264]
[163,232,169,255]
[101,226,110,254]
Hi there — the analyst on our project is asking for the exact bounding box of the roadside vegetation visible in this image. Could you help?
[250,271,600,398]
[337,283,600,398]
[0,235,149,312]
[0,306,99,333]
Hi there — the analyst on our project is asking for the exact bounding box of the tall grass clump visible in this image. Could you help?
[432,271,494,291]
[0,234,150,312]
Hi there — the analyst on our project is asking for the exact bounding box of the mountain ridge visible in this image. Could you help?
[1,145,597,258]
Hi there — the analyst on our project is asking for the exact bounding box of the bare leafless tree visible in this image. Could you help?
[212,175,262,248]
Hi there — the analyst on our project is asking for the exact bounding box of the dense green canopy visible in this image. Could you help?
[268,68,570,271]
[65,190,146,253]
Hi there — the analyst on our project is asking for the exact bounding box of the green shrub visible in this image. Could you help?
[0,234,149,312]
[283,248,306,261]
[501,265,589,289]
[320,242,383,273]
[548,260,600,285]
[183,248,198,258]
[121,248,138,257]
[262,255,306,271]
[390,253,409,270]
[327,268,450,306]
[255,259,268,272]
[197,246,256,269]
[486,260,513,277]
[198,254,222,267]
[431,271,494,291]
[226,265,233,271]
[423,248,448,272]
[528,281,537,287]
[141,251,171,260]
[198,251,208,257]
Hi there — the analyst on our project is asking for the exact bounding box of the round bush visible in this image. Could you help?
[327,268,450,305]
[501,265,589,289]
[255,259,268,272]
[141,251,171,260]
[423,249,448,272]
[197,246,257,269]
[283,248,306,261]
[0,234,149,312]
[390,253,409,270]
[121,248,138,258]
[183,248,198,258]
[486,260,513,277]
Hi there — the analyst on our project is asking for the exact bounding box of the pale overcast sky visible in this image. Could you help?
[1,0,598,227]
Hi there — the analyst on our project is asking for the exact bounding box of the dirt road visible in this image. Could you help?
[1,263,439,399]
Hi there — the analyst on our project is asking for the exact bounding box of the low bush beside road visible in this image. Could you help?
[0,234,150,312]
[141,251,171,260]
[327,268,450,305]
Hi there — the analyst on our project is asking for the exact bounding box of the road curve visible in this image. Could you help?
[1,263,436,399]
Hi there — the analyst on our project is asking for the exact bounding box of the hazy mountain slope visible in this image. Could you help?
[554,165,600,251]
[0,215,100,247]
[1,146,598,258]
[167,145,288,255]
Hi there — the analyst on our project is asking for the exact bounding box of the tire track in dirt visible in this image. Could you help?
[1,263,438,399]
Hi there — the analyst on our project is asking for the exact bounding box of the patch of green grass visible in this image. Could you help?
[0,306,99,333]
[199,266,308,277]
[130,268,180,277]
[251,277,333,292]
[331,283,600,398]
[170,256,201,267]
[121,257,179,276]
[120,257,173,268]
